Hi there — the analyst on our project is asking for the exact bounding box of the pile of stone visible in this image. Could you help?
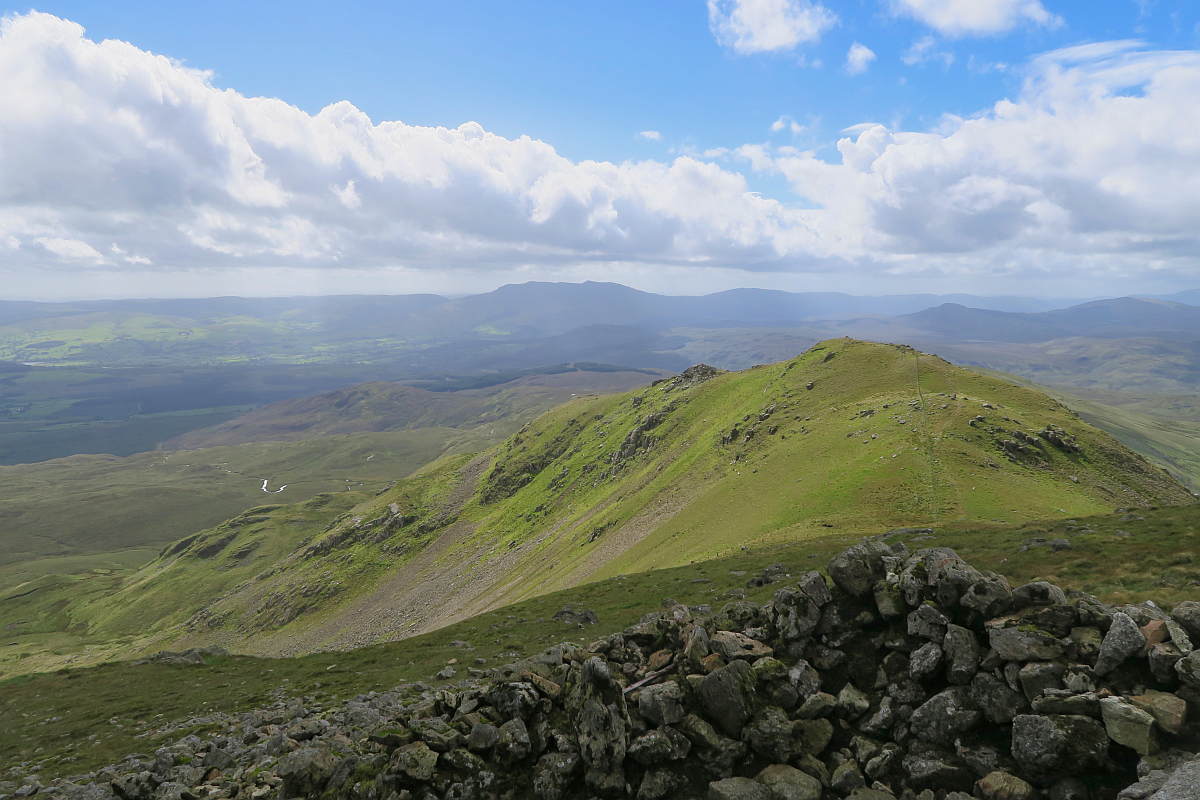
[11,541,1200,800]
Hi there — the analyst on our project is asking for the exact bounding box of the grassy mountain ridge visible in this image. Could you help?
[4,338,1189,676]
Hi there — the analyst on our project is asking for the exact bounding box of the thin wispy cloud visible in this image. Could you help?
[903,36,955,67]
[889,0,1061,37]
[770,115,805,134]
[637,130,662,141]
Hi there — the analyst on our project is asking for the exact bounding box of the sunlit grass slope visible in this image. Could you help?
[2,339,1190,675]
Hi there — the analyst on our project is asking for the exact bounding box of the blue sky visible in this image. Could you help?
[1,1,1199,299]
[24,1,1198,167]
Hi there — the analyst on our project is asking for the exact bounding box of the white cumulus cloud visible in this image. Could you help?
[750,42,1200,283]
[708,0,838,55]
[0,12,819,278]
[845,43,876,75]
[889,0,1061,37]
[3,14,1200,296]
[637,130,662,141]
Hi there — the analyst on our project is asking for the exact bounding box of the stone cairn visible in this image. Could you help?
[8,542,1200,800]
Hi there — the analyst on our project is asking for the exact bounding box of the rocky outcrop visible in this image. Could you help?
[12,542,1200,800]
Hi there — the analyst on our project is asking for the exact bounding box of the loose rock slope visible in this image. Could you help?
[8,540,1200,800]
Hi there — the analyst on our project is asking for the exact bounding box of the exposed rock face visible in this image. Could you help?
[29,542,1200,800]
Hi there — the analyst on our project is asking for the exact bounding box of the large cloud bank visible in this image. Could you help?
[2,13,1200,291]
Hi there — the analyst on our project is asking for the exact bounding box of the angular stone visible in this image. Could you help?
[1148,642,1184,684]
[909,642,943,681]
[975,771,1036,800]
[1176,650,1200,688]
[830,762,866,794]
[910,687,980,747]
[1164,618,1193,654]
[1129,690,1187,735]
[1065,626,1103,666]
[571,656,630,795]
[837,683,871,720]
[1100,697,1159,756]
[1150,760,1200,800]
[742,707,801,763]
[1018,661,1065,702]
[707,776,771,800]
[637,767,685,800]
[628,728,690,765]
[1010,714,1108,785]
[1169,600,1200,643]
[685,625,712,664]
[389,742,439,784]
[960,572,1013,618]
[828,541,893,597]
[710,630,774,662]
[1030,691,1099,717]
[942,625,980,685]
[495,717,531,765]
[698,660,758,737]
[773,587,822,642]
[909,605,950,642]
[795,692,836,720]
[677,714,748,780]
[988,626,1064,661]
[532,752,581,800]
[902,742,975,792]
[799,571,832,606]
[1096,612,1147,675]
[467,721,499,752]
[787,660,821,699]
[1047,776,1088,800]
[874,580,906,620]
[754,764,821,800]
[1012,582,1067,608]
[639,681,686,727]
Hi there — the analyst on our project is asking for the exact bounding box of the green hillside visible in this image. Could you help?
[6,501,1200,776]
[3,338,1188,677]
[0,369,663,588]
[968,366,1200,492]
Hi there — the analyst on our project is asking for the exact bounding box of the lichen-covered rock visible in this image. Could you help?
[987,624,1065,661]
[942,625,980,685]
[975,770,1036,800]
[1100,697,1159,756]
[1096,612,1147,676]
[389,741,440,784]
[532,752,581,800]
[707,776,771,800]
[1168,600,1200,643]
[772,587,822,642]
[753,764,821,800]
[1010,714,1108,785]
[571,656,630,795]
[1175,650,1200,688]
[676,714,747,779]
[627,727,690,764]
[828,541,893,597]
[910,687,980,747]
[639,681,686,727]
[698,659,758,737]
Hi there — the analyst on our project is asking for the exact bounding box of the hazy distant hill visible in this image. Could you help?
[891,297,1200,343]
